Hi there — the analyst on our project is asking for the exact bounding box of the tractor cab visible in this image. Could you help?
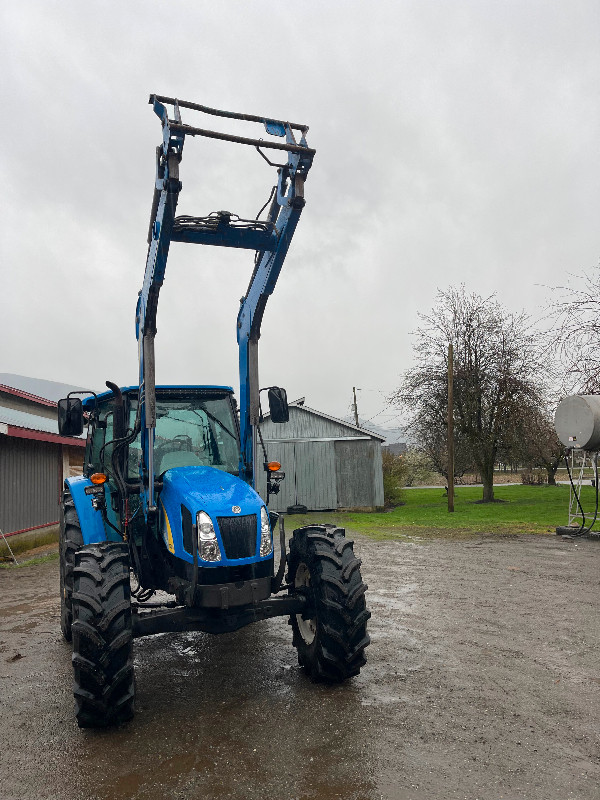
[68,386,272,576]
[82,385,240,484]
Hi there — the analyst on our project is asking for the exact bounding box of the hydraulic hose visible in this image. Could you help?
[558,451,599,537]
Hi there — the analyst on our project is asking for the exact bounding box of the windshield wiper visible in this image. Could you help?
[191,408,237,441]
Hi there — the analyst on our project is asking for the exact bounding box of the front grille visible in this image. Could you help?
[217,514,257,559]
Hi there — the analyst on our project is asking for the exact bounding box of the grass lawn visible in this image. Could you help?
[0,551,59,569]
[287,484,597,540]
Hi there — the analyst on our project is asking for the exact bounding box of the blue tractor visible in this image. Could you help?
[57,96,370,727]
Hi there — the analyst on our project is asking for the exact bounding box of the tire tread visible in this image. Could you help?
[72,542,134,728]
[287,527,370,682]
[59,491,84,642]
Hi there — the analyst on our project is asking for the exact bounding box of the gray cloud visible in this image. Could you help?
[2,1,599,427]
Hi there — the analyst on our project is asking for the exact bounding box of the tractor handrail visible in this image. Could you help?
[167,122,315,156]
[150,94,309,133]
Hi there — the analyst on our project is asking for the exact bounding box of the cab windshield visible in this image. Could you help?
[128,392,240,477]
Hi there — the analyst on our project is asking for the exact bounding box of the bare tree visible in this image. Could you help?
[393,286,549,502]
[550,265,600,393]
[511,406,564,485]
[409,396,475,482]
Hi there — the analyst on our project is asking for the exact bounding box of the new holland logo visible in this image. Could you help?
[232,506,241,514]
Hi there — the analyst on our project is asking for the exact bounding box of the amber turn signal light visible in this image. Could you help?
[90,473,108,485]
[267,461,281,472]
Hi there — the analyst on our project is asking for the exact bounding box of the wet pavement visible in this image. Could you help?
[0,532,598,799]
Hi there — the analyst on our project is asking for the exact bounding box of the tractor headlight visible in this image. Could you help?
[259,506,273,557]
[196,511,222,562]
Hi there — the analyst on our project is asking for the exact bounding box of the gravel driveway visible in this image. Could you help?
[0,532,598,800]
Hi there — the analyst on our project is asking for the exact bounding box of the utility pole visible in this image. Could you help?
[352,387,360,427]
[447,343,455,513]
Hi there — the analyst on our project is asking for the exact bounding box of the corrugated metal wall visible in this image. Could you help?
[0,436,61,533]
[335,439,384,507]
[259,440,338,512]
[258,407,384,512]
[295,441,338,509]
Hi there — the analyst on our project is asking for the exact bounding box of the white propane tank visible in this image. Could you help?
[554,394,600,451]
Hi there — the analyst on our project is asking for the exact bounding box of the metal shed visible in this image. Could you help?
[257,400,384,512]
[0,377,85,537]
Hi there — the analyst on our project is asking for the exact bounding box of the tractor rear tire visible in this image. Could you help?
[71,542,135,728]
[287,525,370,681]
[59,490,83,642]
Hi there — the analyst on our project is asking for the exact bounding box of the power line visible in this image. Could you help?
[363,401,395,423]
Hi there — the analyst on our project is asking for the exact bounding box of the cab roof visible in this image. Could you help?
[82,385,234,409]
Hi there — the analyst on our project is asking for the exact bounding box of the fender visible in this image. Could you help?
[65,475,121,545]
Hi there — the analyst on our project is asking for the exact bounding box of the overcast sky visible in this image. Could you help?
[2,1,599,436]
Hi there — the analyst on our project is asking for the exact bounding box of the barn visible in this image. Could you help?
[257,399,384,512]
[0,375,85,540]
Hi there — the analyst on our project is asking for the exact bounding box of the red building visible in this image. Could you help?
[0,376,85,537]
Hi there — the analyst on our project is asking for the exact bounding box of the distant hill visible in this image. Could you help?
[0,373,86,403]
[341,415,406,445]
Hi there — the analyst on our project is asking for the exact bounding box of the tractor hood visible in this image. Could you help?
[161,466,262,515]
[158,466,266,564]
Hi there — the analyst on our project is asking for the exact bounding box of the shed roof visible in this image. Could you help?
[262,401,385,442]
[0,384,56,408]
[0,385,86,446]
[0,407,85,447]
[0,373,86,403]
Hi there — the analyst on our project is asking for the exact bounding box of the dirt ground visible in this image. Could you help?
[0,532,598,800]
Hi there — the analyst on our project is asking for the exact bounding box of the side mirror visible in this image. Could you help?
[58,397,84,436]
[268,387,289,424]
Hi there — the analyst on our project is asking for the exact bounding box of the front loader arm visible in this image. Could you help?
[136,97,185,515]
[137,95,314,516]
[237,133,313,485]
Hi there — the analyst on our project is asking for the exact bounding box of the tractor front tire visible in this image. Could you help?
[71,543,135,728]
[59,490,83,642]
[288,525,370,681]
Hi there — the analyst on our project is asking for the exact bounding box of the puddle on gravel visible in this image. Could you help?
[368,584,417,615]
[0,601,37,617]
[7,621,38,633]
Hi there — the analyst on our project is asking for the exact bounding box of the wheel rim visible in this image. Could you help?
[295,561,317,645]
